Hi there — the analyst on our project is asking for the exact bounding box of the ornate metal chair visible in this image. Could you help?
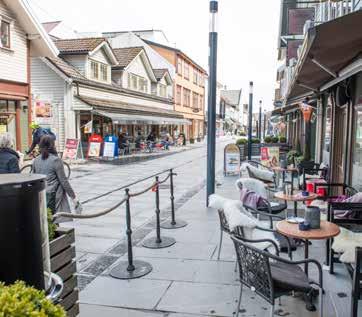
[231,234,323,317]
[244,161,277,189]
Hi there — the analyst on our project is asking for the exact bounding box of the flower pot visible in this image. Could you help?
[50,228,79,317]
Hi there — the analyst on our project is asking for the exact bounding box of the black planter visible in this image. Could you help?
[237,143,260,160]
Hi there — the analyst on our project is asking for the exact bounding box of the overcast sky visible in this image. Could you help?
[29,0,281,111]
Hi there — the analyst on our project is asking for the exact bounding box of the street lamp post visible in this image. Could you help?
[206,0,218,206]
[263,109,267,139]
[247,82,253,160]
[258,100,262,140]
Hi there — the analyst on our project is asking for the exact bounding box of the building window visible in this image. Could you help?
[159,84,167,98]
[199,74,204,87]
[177,58,183,75]
[192,92,199,109]
[184,62,190,80]
[183,88,190,107]
[199,95,204,110]
[100,63,108,81]
[90,60,99,80]
[0,20,10,48]
[128,73,148,93]
[176,85,182,105]
[193,70,198,84]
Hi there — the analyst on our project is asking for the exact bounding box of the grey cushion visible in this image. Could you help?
[271,261,311,293]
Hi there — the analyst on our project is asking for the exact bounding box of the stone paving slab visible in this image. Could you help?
[75,236,119,254]
[80,276,171,310]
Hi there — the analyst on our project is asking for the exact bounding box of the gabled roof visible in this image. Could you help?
[153,68,172,85]
[2,0,58,57]
[112,47,144,69]
[54,37,106,54]
[46,57,85,81]
[143,39,208,75]
[221,90,242,106]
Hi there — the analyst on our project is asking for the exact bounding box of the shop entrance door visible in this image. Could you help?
[332,105,347,184]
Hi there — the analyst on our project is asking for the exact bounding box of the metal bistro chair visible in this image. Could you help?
[245,161,277,189]
[231,234,324,317]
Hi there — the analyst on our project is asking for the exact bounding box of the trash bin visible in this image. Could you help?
[0,174,57,294]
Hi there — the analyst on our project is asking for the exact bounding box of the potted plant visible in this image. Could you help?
[236,138,247,160]
[264,136,272,144]
[279,136,287,143]
[271,136,279,144]
[0,281,66,316]
[189,138,195,144]
[48,212,79,317]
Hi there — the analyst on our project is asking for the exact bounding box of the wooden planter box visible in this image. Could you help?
[50,227,79,317]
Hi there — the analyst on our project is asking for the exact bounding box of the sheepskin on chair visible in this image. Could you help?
[241,163,275,183]
[209,194,279,251]
[332,227,362,263]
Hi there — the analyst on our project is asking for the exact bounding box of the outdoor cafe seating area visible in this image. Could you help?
[211,159,362,316]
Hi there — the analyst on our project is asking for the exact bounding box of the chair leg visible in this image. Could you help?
[236,285,242,317]
[217,229,223,260]
[270,305,274,317]
[325,239,330,266]
[319,287,323,317]
[329,248,334,274]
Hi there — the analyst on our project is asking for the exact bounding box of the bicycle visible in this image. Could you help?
[21,152,71,179]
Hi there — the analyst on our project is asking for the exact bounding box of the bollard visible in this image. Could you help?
[142,176,176,249]
[110,188,152,279]
[161,169,188,229]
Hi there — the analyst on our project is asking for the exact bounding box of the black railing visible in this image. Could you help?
[54,168,187,280]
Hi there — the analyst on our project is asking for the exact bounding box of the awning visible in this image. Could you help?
[285,10,362,105]
[94,110,191,125]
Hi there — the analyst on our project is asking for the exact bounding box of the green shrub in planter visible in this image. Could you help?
[48,209,57,241]
[236,138,247,145]
[264,136,272,143]
[271,136,279,143]
[251,138,260,144]
[0,281,66,317]
[287,150,300,164]
[239,131,246,136]
[279,136,287,143]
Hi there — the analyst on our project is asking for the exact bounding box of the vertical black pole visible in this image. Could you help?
[155,176,162,243]
[248,81,254,160]
[258,100,262,140]
[125,188,135,272]
[170,169,176,225]
[206,0,218,206]
[263,110,266,140]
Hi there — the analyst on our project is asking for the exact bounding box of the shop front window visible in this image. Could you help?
[352,103,362,190]
[322,102,332,164]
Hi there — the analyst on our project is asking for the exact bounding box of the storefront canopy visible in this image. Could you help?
[93,110,191,125]
[285,10,362,105]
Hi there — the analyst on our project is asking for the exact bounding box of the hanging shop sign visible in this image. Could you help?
[63,139,80,160]
[224,144,241,176]
[261,146,280,168]
[34,100,53,125]
[87,134,103,158]
[300,102,313,121]
[84,121,93,134]
[103,135,119,158]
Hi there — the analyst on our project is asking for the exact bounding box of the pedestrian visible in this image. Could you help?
[0,132,20,174]
[26,122,56,155]
[118,133,129,155]
[32,135,81,219]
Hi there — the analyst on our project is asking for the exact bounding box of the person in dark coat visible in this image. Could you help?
[0,133,20,174]
[32,136,80,220]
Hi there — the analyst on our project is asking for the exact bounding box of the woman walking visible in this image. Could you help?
[0,133,20,174]
[32,135,80,218]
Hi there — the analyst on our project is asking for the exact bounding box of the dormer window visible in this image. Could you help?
[128,73,148,93]
[89,59,109,82]
[159,84,167,98]
[0,20,10,49]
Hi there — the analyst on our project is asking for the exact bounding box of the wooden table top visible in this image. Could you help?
[272,166,299,172]
[274,191,319,202]
[276,220,340,240]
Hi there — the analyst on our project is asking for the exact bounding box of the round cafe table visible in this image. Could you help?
[274,191,319,217]
[276,220,340,275]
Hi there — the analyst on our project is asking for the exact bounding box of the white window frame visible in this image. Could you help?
[159,83,167,98]
[0,15,13,50]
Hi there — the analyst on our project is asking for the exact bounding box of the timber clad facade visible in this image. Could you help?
[0,0,57,151]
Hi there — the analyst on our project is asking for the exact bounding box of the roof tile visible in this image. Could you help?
[54,37,106,54]
[112,47,144,69]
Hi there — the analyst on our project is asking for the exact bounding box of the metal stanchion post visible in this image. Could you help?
[110,188,152,279]
[143,177,176,248]
[161,169,187,229]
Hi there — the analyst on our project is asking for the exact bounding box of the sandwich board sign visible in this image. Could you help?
[224,144,241,176]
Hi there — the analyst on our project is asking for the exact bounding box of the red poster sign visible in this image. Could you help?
[63,139,80,160]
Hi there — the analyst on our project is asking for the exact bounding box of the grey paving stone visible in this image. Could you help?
[79,304,164,317]
[77,253,99,271]
[80,276,171,310]
[77,274,96,291]
[82,254,119,276]
[75,236,119,254]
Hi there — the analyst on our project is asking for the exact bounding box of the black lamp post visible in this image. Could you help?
[258,100,262,140]
[263,109,267,140]
[247,81,253,160]
[206,0,218,206]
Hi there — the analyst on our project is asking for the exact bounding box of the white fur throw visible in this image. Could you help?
[332,227,362,263]
[209,194,279,251]
[242,163,275,183]
[236,178,268,199]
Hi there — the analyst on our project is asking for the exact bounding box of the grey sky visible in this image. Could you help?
[29,0,280,111]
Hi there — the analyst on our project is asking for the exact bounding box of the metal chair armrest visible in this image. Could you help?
[231,233,280,256]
